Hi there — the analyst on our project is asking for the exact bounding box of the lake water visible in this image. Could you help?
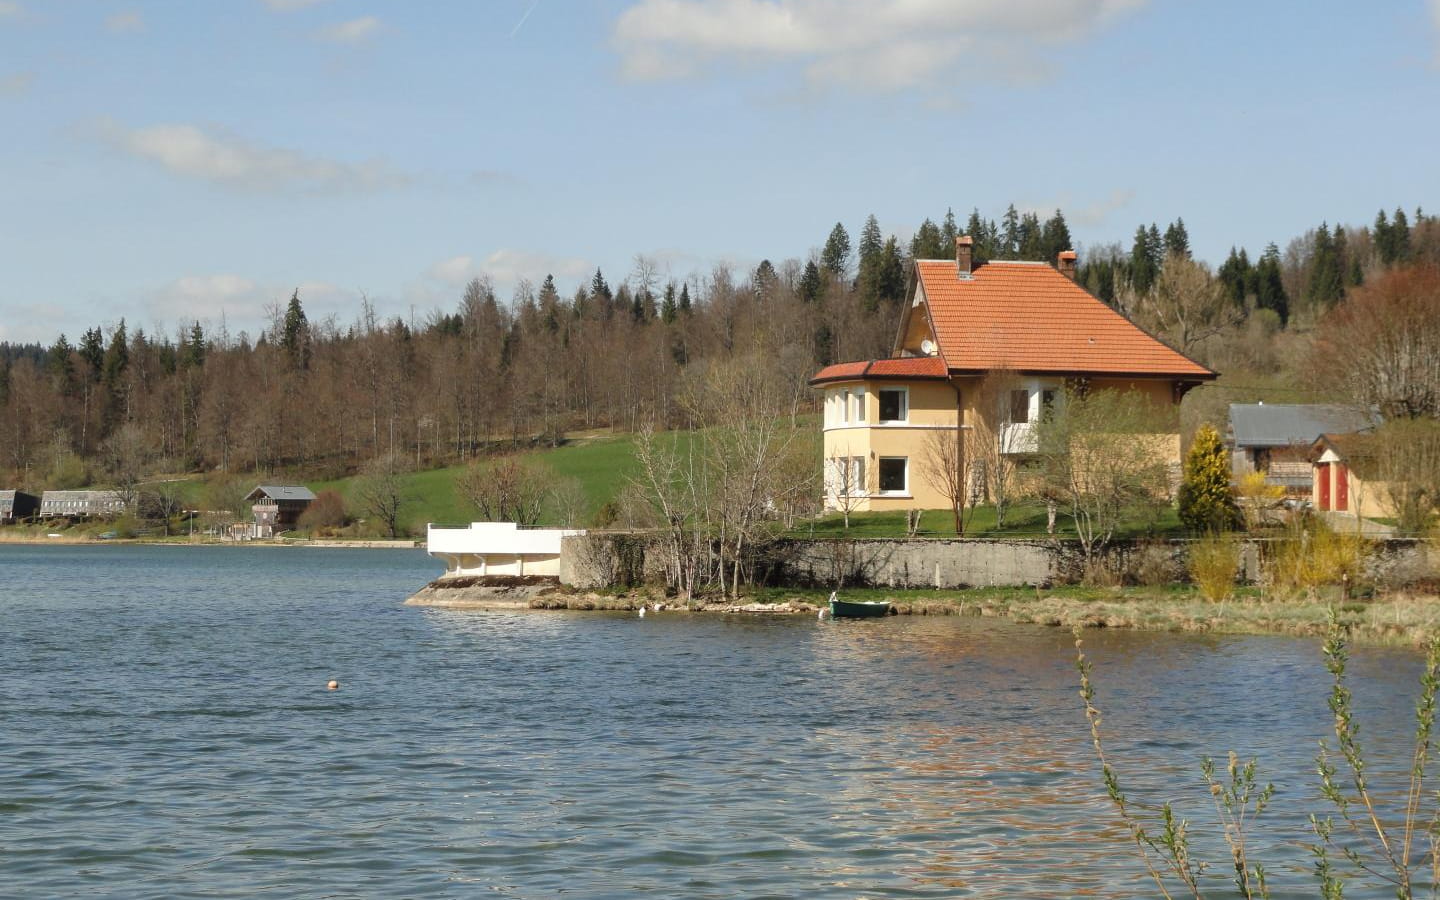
[0,544,1430,898]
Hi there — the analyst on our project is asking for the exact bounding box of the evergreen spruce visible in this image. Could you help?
[940,208,958,250]
[1041,209,1072,263]
[1178,425,1239,533]
[1217,247,1251,306]
[1131,225,1160,293]
[660,283,678,324]
[1306,222,1343,307]
[1000,204,1021,259]
[909,218,944,260]
[798,261,822,304]
[1255,243,1288,324]
[821,222,852,278]
[1392,207,1412,262]
[858,215,883,267]
[678,282,692,315]
[281,290,311,371]
[1163,218,1191,258]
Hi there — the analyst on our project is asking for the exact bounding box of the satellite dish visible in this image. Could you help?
[920,339,937,356]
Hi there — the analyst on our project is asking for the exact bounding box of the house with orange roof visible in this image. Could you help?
[809,237,1217,512]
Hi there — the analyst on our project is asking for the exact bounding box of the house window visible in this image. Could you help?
[853,389,866,422]
[838,389,850,424]
[849,456,866,495]
[878,457,908,494]
[1008,389,1030,424]
[879,388,908,423]
[1040,389,1057,421]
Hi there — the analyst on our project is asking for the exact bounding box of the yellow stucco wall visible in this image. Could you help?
[820,375,1187,512]
[821,379,959,511]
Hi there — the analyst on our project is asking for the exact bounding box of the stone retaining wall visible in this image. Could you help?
[560,533,1438,591]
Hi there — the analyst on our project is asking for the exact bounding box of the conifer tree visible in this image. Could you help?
[48,333,76,395]
[1217,247,1251,305]
[80,327,104,382]
[909,218,944,260]
[797,261,822,304]
[1374,208,1395,264]
[1178,424,1239,533]
[858,215,883,268]
[1163,218,1191,258]
[940,208,958,250]
[1130,225,1160,293]
[1017,211,1043,260]
[1041,209,1071,262]
[1306,222,1343,307]
[999,204,1021,259]
[821,222,852,278]
[1255,243,1288,324]
[660,283,678,324]
[281,291,310,371]
[678,282,692,315]
[1392,206,1411,262]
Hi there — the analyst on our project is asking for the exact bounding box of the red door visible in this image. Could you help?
[1335,463,1349,512]
[1318,463,1331,510]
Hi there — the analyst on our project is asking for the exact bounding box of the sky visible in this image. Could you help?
[1,0,1438,345]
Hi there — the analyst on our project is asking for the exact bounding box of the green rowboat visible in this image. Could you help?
[828,592,891,618]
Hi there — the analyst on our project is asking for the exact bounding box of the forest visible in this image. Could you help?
[2,203,1439,507]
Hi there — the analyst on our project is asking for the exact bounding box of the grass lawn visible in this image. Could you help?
[790,504,1185,540]
[309,433,655,534]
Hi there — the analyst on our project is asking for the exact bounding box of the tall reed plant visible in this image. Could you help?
[1076,613,1440,897]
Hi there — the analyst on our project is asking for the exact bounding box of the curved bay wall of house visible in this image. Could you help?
[821,379,960,511]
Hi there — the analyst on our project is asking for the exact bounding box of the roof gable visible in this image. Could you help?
[913,259,1214,379]
[247,484,317,502]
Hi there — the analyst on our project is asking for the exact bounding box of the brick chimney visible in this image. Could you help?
[1057,249,1077,281]
[955,235,974,280]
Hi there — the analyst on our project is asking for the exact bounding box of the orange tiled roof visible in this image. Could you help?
[916,259,1215,378]
[810,356,948,385]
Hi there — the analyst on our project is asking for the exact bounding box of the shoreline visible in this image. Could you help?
[0,534,422,549]
[406,577,1440,647]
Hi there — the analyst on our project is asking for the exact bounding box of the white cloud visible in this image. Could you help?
[318,15,381,44]
[105,10,145,33]
[94,119,413,194]
[143,275,354,335]
[611,0,1146,91]
[0,71,33,97]
[261,0,331,11]
[425,250,592,296]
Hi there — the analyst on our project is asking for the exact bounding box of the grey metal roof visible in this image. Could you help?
[247,484,317,502]
[1228,403,1379,448]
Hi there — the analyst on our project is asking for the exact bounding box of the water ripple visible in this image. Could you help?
[0,544,1429,897]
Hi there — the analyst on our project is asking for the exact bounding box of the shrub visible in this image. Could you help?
[1188,531,1240,602]
[1178,425,1239,533]
[298,490,348,532]
[1267,517,1366,597]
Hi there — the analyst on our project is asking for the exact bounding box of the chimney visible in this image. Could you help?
[955,235,974,280]
[1057,249,1077,281]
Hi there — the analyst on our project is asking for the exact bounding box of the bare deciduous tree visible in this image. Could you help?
[456,455,550,525]
[919,427,974,535]
[355,452,410,539]
[1035,388,1173,570]
[1138,253,1242,361]
[1316,263,1440,419]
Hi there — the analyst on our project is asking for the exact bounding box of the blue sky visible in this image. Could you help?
[2,0,1438,345]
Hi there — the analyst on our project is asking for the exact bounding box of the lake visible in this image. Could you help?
[0,544,1429,898]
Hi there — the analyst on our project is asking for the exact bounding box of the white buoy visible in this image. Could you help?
[818,608,827,620]
[326,680,340,691]
[638,606,646,618]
